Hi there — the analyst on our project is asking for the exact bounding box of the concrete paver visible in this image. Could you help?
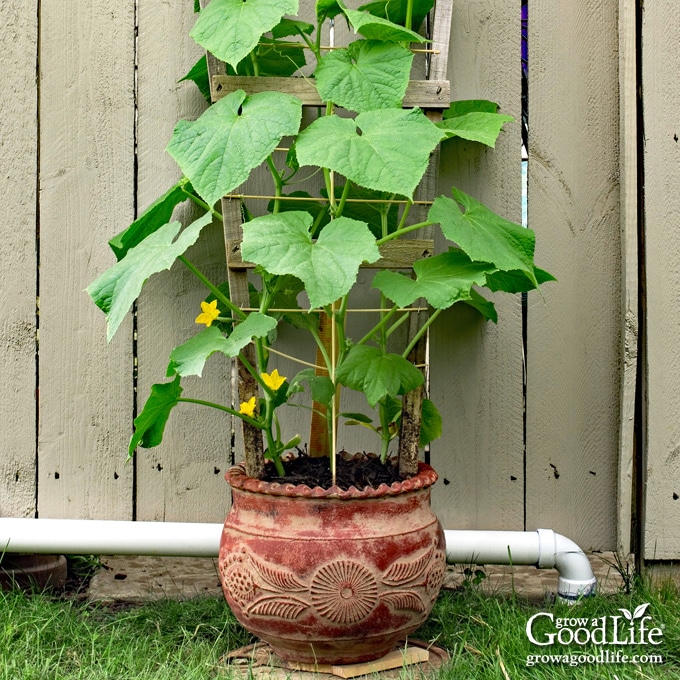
[87,552,625,603]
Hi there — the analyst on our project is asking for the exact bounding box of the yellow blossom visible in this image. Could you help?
[261,369,286,392]
[195,300,220,327]
[239,396,257,418]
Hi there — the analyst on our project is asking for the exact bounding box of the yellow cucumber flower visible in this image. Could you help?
[261,369,286,392]
[239,396,257,418]
[195,300,220,327]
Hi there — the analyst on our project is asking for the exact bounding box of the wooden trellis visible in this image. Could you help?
[200,0,453,478]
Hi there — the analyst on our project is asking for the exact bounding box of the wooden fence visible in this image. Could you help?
[1,0,677,560]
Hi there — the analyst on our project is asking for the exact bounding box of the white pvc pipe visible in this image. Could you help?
[443,528,597,602]
[0,519,222,557]
[0,520,596,601]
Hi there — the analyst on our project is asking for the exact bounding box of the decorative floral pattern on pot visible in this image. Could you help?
[220,542,445,623]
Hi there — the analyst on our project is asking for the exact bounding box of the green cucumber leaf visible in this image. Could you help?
[129,376,183,456]
[443,100,500,117]
[315,40,413,112]
[485,266,556,294]
[288,368,335,405]
[358,0,434,31]
[241,211,380,308]
[343,7,427,42]
[316,0,344,22]
[167,313,277,377]
[429,188,538,284]
[296,109,442,198]
[190,0,298,69]
[373,249,495,309]
[437,111,514,147]
[419,398,442,446]
[88,212,213,342]
[179,56,211,103]
[272,17,314,38]
[167,89,302,206]
[462,289,498,322]
[335,345,423,407]
[109,180,193,260]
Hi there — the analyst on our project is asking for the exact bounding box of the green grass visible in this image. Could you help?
[1,578,679,679]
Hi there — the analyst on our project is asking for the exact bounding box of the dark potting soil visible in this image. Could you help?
[262,453,405,491]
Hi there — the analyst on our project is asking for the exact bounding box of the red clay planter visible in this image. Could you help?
[218,462,445,665]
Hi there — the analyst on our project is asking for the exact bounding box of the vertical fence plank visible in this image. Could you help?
[135,0,232,522]
[642,0,680,560]
[0,0,38,517]
[526,0,621,548]
[617,0,638,559]
[38,1,135,518]
[429,0,524,530]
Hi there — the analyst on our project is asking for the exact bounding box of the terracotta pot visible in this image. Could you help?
[218,462,446,665]
[0,554,67,591]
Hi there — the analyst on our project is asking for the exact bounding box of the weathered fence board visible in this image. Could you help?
[526,0,622,549]
[616,0,638,559]
[429,0,524,531]
[37,0,135,519]
[135,0,233,522]
[0,0,39,518]
[642,0,680,560]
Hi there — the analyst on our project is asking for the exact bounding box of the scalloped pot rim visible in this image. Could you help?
[225,462,438,500]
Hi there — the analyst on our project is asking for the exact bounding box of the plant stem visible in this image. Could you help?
[308,323,333,377]
[376,220,436,246]
[405,0,414,32]
[335,180,351,217]
[266,156,283,214]
[356,306,399,346]
[180,186,223,221]
[178,255,246,320]
[397,199,413,232]
[250,50,260,77]
[177,397,261,428]
[402,308,442,358]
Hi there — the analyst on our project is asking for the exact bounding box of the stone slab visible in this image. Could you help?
[87,552,626,603]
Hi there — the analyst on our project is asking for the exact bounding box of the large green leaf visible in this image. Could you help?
[296,109,442,198]
[359,0,434,31]
[167,313,277,377]
[108,180,192,260]
[241,211,380,308]
[190,0,298,68]
[315,40,413,112]
[437,111,514,148]
[129,376,183,456]
[429,188,538,284]
[336,345,423,407]
[87,212,213,342]
[373,249,495,309]
[167,89,302,206]
[343,7,427,42]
